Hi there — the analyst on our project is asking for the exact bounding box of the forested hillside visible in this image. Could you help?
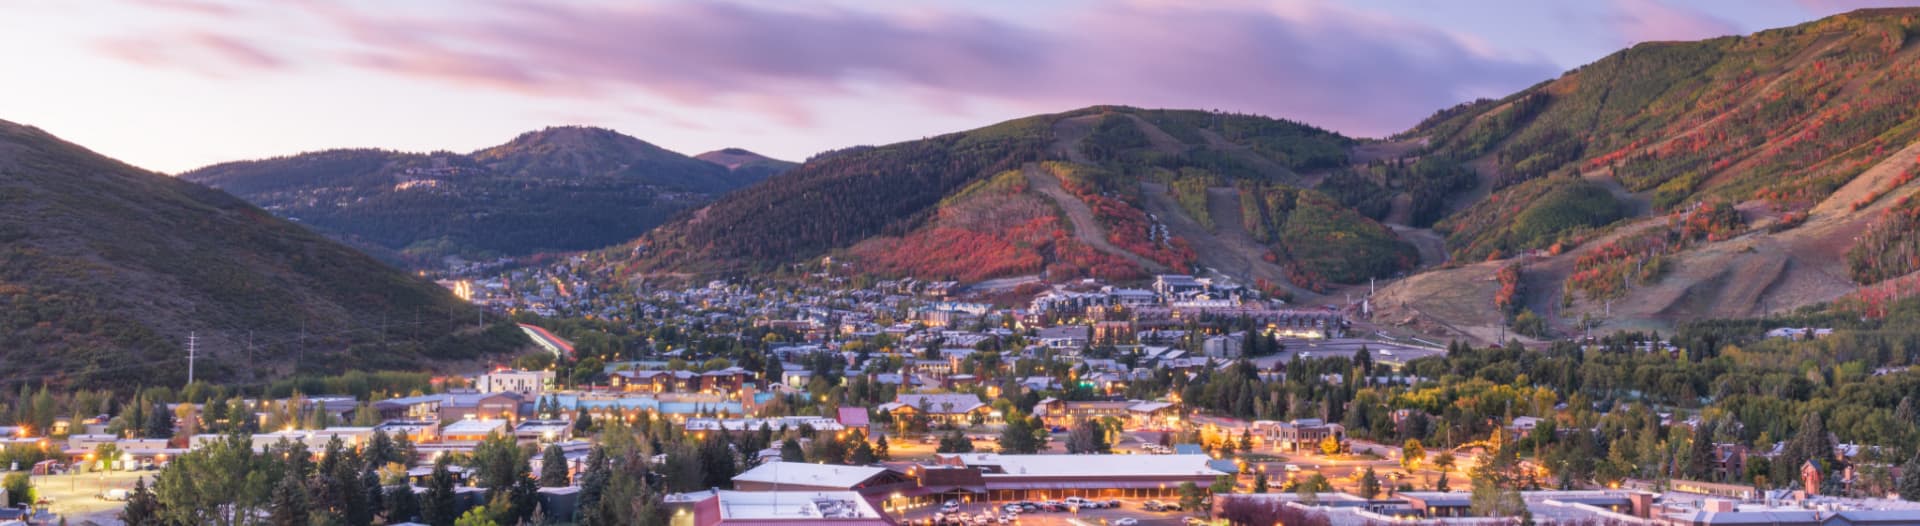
[0,120,524,390]
[1376,7,1920,342]
[182,127,782,266]
[621,106,1419,294]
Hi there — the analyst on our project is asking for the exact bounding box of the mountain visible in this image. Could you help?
[0,120,524,389]
[696,147,799,182]
[617,105,1416,298]
[608,9,1920,341]
[181,126,771,266]
[1370,7,1920,341]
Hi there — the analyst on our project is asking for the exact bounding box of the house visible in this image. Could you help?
[478,369,554,395]
[876,394,991,426]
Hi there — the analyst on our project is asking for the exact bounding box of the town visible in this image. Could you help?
[3,269,1917,526]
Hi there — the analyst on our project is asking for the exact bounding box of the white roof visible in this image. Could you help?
[713,490,882,520]
[442,419,509,435]
[733,461,888,488]
[939,453,1226,477]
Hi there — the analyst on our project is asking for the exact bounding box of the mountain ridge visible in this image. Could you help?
[181,126,786,265]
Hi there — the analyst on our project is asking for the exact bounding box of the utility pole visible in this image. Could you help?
[187,331,197,385]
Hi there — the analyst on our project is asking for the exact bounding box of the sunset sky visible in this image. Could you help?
[1,0,1907,173]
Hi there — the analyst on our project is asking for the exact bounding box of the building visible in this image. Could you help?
[1036,326,1090,350]
[479,369,554,395]
[1252,419,1344,452]
[1152,275,1205,298]
[927,453,1229,502]
[1400,492,1474,518]
[686,490,894,526]
[1203,332,1246,358]
[877,394,991,426]
[731,462,914,498]
[1033,399,1180,429]
[441,419,510,444]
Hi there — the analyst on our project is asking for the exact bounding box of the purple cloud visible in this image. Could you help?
[95,1,1560,137]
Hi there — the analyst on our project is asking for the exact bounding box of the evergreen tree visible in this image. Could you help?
[118,477,164,526]
[875,435,891,460]
[507,475,540,525]
[576,447,610,526]
[937,430,974,453]
[361,469,385,524]
[780,439,805,462]
[395,431,419,466]
[573,405,594,434]
[386,484,421,524]
[539,444,571,487]
[365,431,397,468]
[145,402,173,439]
[1685,423,1719,481]
[851,439,878,464]
[1359,467,1382,499]
[1253,472,1270,494]
[998,415,1040,454]
[269,470,310,526]
[1900,453,1920,502]
[422,457,459,526]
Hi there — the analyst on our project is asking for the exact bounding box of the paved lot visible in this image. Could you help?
[28,469,151,525]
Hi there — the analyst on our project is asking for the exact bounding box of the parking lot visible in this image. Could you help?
[896,498,1207,526]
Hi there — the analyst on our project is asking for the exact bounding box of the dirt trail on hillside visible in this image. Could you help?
[1135,182,1310,297]
[1022,163,1168,273]
[1050,115,1099,164]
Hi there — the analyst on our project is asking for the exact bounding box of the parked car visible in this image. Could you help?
[1143,500,1165,511]
[941,501,961,513]
[100,489,130,501]
[1114,519,1140,526]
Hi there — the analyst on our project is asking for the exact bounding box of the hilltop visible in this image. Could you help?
[0,120,525,389]
[696,147,799,181]
[181,126,786,266]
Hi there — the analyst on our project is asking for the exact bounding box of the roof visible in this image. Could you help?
[711,490,884,521]
[733,461,889,488]
[938,453,1228,478]
[1401,491,1473,507]
[889,394,986,415]
[441,419,509,435]
[837,407,870,427]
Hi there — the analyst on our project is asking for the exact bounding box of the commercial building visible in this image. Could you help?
[924,453,1228,502]
[731,462,915,499]
[685,490,895,526]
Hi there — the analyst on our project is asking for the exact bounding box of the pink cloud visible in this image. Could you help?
[1609,0,1741,43]
[93,1,1559,138]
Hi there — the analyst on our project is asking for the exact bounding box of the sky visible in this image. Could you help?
[0,0,1913,173]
